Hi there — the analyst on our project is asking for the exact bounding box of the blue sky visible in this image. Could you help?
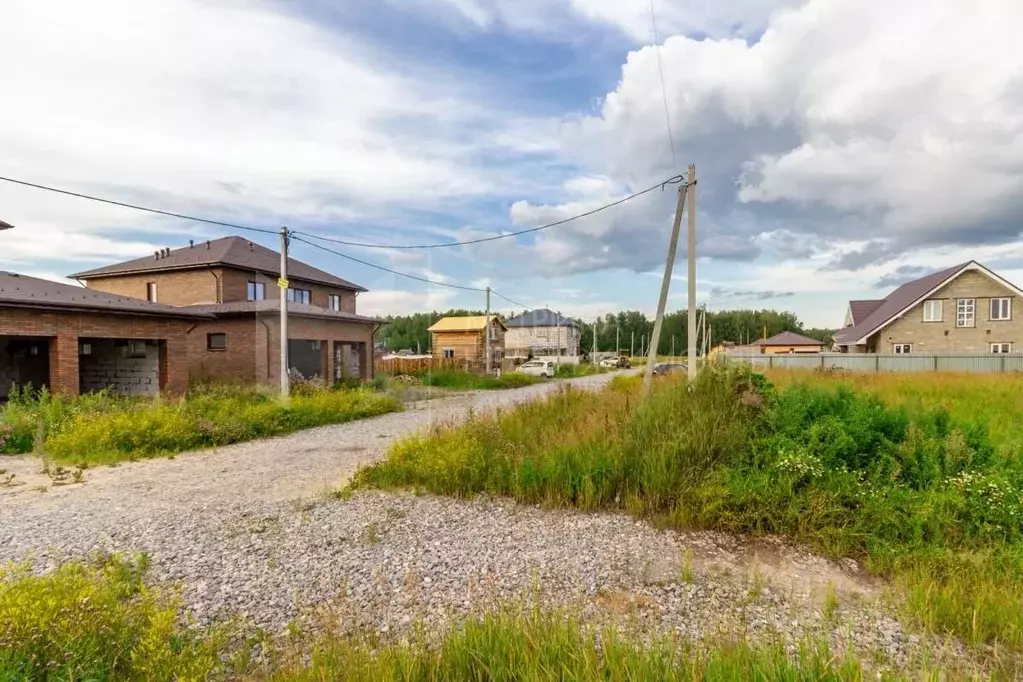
[3,0,1023,328]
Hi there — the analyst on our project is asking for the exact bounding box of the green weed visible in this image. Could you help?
[413,368,543,390]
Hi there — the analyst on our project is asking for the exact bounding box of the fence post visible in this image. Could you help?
[1002,355,1008,374]
[875,355,879,373]
[821,355,825,369]
[934,356,938,372]
[768,355,774,369]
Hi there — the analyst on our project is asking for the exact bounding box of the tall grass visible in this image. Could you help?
[0,384,400,464]
[413,368,543,390]
[356,367,1023,652]
[0,555,891,681]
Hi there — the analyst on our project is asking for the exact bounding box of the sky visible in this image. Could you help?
[3,0,1023,328]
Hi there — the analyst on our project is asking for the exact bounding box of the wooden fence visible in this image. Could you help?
[375,357,483,375]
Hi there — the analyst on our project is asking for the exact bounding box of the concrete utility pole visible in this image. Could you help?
[671,335,675,359]
[279,226,290,398]
[644,169,691,392]
[686,164,697,381]
[593,318,598,358]
[555,311,561,362]
[616,324,620,356]
[631,331,635,357]
[485,286,492,374]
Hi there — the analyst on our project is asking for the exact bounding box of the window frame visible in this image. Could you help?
[246,281,266,301]
[990,297,1012,321]
[922,299,942,323]
[893,343,912,355]
[286,287,311,305]
[956,298,976,328]
[991,342,1012,354]
[328,294,341,311]
[206,332,228,351]
[146,281,157,303]
[442,348,455,359]
[125,340,148,359]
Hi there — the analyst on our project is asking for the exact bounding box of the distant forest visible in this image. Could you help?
[377,308,835,355]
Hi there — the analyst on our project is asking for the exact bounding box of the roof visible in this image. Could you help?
[428,315,507,333]
[0,219,13,230]
[183,300,378,323]
[834,261,1023,346]
[763,331,825,346]
[848,299,884,326]
[0,271,212,319]
[70,236,366,292]
[505,309,577,328]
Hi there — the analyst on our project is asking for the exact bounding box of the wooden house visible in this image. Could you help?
[428,315,506,367]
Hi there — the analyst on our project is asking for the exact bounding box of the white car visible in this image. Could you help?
[517,360,556,378]
[598,358,618,368]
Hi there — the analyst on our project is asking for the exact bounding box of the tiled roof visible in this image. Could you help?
[848,299,884,325]
[183,300,378,323]
[764,331,825,346]
[505,308,577,328]
[428,315,506,332]
[70,236,366,291]
[0,271,212,318]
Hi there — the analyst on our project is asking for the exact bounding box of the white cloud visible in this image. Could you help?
[356,288,459,317]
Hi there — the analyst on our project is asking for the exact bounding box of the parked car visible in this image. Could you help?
[616,356,632,368]
[598,357,618,368]
[599,356,632,369]
[517,360,556,378]
[651,362,687,376]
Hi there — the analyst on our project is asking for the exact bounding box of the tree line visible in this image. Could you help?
[377,308,835,355]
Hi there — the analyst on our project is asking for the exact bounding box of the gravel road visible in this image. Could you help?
[0,371,972,674]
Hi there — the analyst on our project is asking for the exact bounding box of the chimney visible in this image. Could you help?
[189,239,194,248]
[154,251,160,260]
[205,240,211,250]
[247,241,253,251]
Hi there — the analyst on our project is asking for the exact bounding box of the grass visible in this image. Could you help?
[0,554,911,681]
[413,368,544,390]
[355,366,1023,657]
[0,383,400,464]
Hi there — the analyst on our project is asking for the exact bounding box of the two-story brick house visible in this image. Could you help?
[834,261,1023,354]
[71,236,378,387]
[504,309,580,359]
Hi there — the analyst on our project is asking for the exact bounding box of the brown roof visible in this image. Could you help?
[834,262,968,345]
[763,331,824,346]
[0,271,212,318]
[0,219,14,230]
[184,299,378,324]
[848,299,883,325]
[70,236,366,292]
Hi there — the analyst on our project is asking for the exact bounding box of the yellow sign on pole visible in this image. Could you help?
[278,277,289,289]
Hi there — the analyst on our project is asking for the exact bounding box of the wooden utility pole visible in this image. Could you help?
[643,171,691,392]
[686,164,697,381]
[485,286,492,374]
[279,226,290,398]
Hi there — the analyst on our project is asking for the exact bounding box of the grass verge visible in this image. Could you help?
[355,367,1023,656]
[0,383,400,464]
[412,368,544,390]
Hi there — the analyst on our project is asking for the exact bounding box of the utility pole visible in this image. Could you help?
[593,318,598,358]
[555,311,561,363]
[671,335,675,359]
[702,306,708,356]
[485,286,492,374]
[686,164,697,381]
[616,325,620,357]
[631,331,635,358]
[279,226,290,398]
[644,171,691,392]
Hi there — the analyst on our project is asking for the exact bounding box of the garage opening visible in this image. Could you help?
[79,338,161,396]
[0,335,51,401]
[287,339,325,380]
[333,341,366,382]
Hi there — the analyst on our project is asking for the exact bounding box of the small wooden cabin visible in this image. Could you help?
[428,315,506,367]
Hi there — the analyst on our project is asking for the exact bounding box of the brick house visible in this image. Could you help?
[69,236,378,388]
[504,309,580,359]
[428,315,505,366]
[834,261,1023,354]
[757,331,826,355]
[0,271,209,398]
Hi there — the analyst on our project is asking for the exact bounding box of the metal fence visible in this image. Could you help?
[724,352,1023,374]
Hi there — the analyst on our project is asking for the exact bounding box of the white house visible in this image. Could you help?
[504,309,580,358]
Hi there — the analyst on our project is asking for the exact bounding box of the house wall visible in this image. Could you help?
[763,344,824,355]
[878,270,1023,353]
[83,269,223,306]
[79,339,161,395]
[505,326,580,357]
[219,269,358,312]
[0,307,191,396]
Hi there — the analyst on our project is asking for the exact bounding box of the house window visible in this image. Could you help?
[922,299,942,322]
[991,343,1012,354]
[956,298,975,328]
[286,288,311,305]
[207,333,227,351]
[146,282,157,302]
[893,343,912,354]
[247,281,266,301]
[442,348,455,359]
[488,325,499,341]
[328,294,341,311]
[125,340,147,358]
[990,297,1011,321]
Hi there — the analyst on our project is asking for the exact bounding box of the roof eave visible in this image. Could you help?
[69,262,367,292]
[0,300,213,320]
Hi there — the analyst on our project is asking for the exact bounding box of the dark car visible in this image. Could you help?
[616,356,632,368]
[651,362,687,376]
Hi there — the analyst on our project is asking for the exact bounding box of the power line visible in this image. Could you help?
[0,175,278,236]
[649,0,679,171]
[291,234,485,292]
[490,289,529,309]
[292,174,685,250]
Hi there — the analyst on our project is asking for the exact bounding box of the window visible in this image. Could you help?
[990,297,1011,321]
[247,281,266,301]
[125,340,147,358]
[922,299,942,322]
[893,343,912,354]
[488,325,499,341]
[146,282,157,302]
[286,288,311,305]
[991,342,1012,354]
[442,348,455,359]
[328,294,341,311]
[956,298,975,328]
[206,333,227,351]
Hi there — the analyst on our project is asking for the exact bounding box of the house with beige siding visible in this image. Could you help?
[834,261,1023,354]
[504,309,579,359]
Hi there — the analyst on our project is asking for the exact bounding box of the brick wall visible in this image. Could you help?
[79,339,160,395]
[506,326,581,356]
[84,269,223,306]
[220,269,357,311]
[0,307,191,396]
[877,270,1023,353]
